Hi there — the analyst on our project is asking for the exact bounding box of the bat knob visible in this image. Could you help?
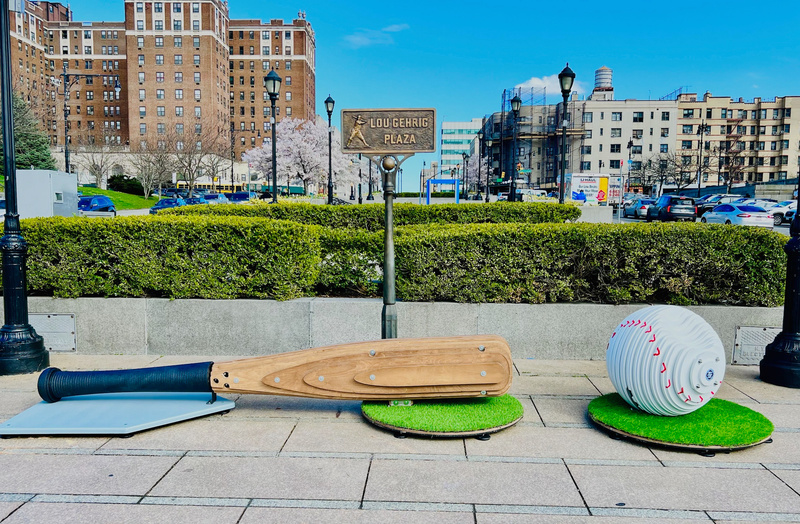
[38,367,63,403]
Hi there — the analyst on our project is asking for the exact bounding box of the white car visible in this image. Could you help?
[769,200,797,226]
[701,204,774,229]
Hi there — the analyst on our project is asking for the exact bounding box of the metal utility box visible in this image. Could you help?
[15,170,79,219]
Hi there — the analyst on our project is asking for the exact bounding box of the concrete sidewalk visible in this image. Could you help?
[0,354,799,523]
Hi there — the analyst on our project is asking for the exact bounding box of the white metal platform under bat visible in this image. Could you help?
[0,392,235,437]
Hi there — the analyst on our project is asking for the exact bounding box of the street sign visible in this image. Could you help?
[341,109,436,154]
[519,169,532,174]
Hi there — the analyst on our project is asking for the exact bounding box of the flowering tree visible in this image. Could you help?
[464,155,489,193]
[244,118,363,196]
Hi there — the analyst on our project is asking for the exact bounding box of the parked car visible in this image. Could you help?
[696,194,740,216]
[78,195,116,215]
[149,197,186,214]
[226,191,258,203]
[732,198,778,209]
[622,197,654,219]
[203,193,230,204]
[701,204,774,229]
[184,197,208,206]
[770,200,797,225]
[646,195,697,222]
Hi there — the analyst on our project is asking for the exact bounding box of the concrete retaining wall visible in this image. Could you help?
[16,297,782,362]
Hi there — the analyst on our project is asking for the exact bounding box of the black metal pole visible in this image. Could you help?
[559,93,568,205]
[0,0,48,375]
[761,178,800,387]
[62,63,70,174]
[358,153,363,204]
[485,141,491,203]
[327,113,333,204]
[510,111,518,203]
[270,97,278,203]
[380,156,397,339]
[367,158,374,200]
[697,123,705,198]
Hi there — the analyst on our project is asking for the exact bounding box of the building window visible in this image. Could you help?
[173,20,182,31]
[136,20,144,30]
[155,37,163,47]
[155,54,164,65]
[682,124,693,134]
[194,89,201,100]
[175,89,183,99]
[175,106,184,116]
[138,89,145,100]
[192,20,200,31]
[174,55,183,65]
[194,106,201,118]
[610,160,621,169]
[154,2,162,12]
[631,145,642,155]
[580,145,592,155]
[194,72,200,83]
[137,37,144,48]
[136,2,143,12]
[192,2,199,12]
[683,109,695,118]
[138,72,145,82]
[660,144,668,153]
[285,76,291,86]
[175,72,183,82]
[633,112,643,123]
[157,123,165,134]
[156,89,164,99]
[156,72,164,82]
[193,37,200,48]
[681,140,693,149]
[174,36,182,47]
[285,92,291,101]
[660,128,669,138]
[139,106,146,117]
[582,112,592,123]
[610,144,621,153]
[611,112,622,121]
[157,106,165,116]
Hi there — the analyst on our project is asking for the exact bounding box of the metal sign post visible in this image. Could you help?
[341,109,436,339]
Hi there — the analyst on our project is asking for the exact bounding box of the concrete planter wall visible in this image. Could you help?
[15,297,782,362]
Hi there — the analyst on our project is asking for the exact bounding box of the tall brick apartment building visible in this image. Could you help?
[8,0,315,182]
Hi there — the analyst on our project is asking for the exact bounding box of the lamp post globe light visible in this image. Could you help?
[558,63,575,205]
[0,0,48,374]
[510,94,521,203]
[325,95,335,204]
[265,69,281,203]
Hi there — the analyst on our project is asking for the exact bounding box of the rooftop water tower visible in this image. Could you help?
[590,66,614,100]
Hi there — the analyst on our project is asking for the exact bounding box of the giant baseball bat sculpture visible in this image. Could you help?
[38,335,512,403]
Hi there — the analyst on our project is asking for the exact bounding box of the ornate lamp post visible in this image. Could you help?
[264,69,281,203]
[0,0,49,374]
[485,138,493,202]
[510,95,521,203]
[761,174,800,387]
[558,63,575,205]
[461,152,470,199]
[358,153,363,204]
[58,62,121,174]
[325,95,335,204]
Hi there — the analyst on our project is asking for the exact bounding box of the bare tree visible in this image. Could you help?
[72,127,126,188]
[129,134,174,197]
[202,132,229,193]
[172,119,220,196]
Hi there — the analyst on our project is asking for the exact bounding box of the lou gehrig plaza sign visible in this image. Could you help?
[340,108,436,154]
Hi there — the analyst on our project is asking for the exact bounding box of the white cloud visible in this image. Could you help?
[515,74,588,96]
[382,23,410,33]
[344,24,409,48]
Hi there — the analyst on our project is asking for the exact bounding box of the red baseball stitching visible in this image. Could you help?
[649,334,656,343]
[653,347,661,356]
[661,363,667,373]
[666,379,671,389]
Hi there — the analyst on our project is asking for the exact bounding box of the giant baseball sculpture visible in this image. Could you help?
[606,305,726,416]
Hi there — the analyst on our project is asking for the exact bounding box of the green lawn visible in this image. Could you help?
[79,187,159,211]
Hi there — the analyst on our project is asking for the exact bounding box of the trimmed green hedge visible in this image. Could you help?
[17,217,786,306]
[167,202,582,231]
[394,222,786,306]
[23,216,322,300]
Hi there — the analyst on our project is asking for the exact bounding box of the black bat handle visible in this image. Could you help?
[38,362,214,403]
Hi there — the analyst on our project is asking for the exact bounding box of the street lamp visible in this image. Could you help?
[558,63,575,205]
[462,152,470,199]
[696,122,711,198]
[485,138,493,202]
[57,62,121,174]
[0,0,48,374]
[476,129,483,200]
[265,69,281,203]
[510,94,521,203]
[325,95,335,204]
[358,153,364,204]
[627,138,634,195]
[367,157,374,200]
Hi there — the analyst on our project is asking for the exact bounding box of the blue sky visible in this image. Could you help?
[73,0,800,192]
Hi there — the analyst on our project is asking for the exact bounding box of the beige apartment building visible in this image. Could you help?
[7,0,315,183]
[478,67,799,195]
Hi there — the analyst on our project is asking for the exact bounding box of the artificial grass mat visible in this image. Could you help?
[588,393,774,448]
[361,394,524,434]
